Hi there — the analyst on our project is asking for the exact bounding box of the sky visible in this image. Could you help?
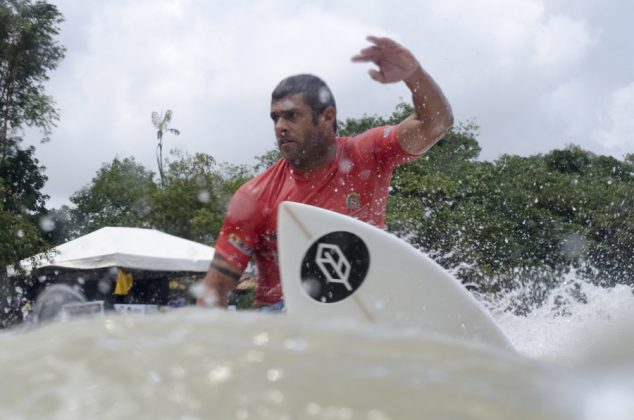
[23,0,634,208]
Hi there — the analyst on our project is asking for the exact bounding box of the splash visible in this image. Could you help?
[484,273,634,363]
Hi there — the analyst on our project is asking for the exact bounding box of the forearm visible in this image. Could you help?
[198,255,242,308]
[405,66,453,129]
[398,66,454,154]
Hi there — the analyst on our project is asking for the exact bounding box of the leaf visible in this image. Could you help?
[151,111,161,128]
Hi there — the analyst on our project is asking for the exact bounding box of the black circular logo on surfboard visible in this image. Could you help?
[300,231,370,303]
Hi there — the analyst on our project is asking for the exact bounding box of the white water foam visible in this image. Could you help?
[489,277,634,364]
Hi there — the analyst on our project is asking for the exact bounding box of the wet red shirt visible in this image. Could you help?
[214,125,421,305]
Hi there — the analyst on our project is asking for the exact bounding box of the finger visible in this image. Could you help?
[351,45,398,63]
[366,35,399,48]
[351,54,375,63]
[351,48,382,63]
[368,69,387,83]
[358,46,382,56]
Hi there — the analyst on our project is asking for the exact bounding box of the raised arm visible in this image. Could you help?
[197,253,243,308]
[352,35,454,155]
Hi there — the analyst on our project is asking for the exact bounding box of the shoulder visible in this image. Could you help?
[235,159,288,199]
[342,125,397,145]
[339,125,398,154]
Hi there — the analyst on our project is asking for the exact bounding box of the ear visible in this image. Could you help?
[320,106,337,130]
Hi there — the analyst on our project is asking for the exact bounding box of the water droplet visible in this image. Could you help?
[207,363,232,385]
[339,159,353,173]
[253,332,269,346]
[302,278,322,298]
[306,403,321,415]
[198,190,211,203]
[39,216,55,232]
[266,368,283,382]
[98,279,111,294]
[318,87,331,105]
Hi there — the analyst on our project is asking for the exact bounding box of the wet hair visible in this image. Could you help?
[271,74,337,133]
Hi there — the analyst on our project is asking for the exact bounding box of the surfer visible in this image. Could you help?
[198,35,453,310]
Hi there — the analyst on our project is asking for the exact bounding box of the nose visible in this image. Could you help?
[275,117,288,133]
[275,119,289,136]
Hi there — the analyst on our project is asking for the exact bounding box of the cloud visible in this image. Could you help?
[531,13,595,74]
[592,82,634,154]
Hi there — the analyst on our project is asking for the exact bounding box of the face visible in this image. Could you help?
[270,93,335,172]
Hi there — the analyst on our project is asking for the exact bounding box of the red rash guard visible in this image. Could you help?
[214,125,421,305]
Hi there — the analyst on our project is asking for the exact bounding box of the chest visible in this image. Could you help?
[263,160,391,231]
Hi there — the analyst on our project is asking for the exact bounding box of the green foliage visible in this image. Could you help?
[69,157,157,235]
[0,0,62,218]
[0,142,47,213]
[40,204,72,246]
[0,148,50,312]
[150,151,229,244]
[217,161,254,194]
[338,103,413,137]
[253,148,281,172]
[0,0,65,148]
[389,132,634,296]
[0,142,49,288]
[65,151,248,246]
[235,289,255,310]
[0,2,64,320]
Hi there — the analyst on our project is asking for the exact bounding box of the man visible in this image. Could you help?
[199,35,453,309]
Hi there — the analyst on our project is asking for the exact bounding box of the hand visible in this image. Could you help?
[351,36,420,84]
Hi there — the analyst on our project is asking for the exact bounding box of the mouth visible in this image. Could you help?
[279,137,296,145]
[279,139,299,154]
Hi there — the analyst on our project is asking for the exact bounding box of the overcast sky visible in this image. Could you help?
[24,0,634,208]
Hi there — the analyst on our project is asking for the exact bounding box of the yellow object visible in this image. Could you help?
[114,269,133,295]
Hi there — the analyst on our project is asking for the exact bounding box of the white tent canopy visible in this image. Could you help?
[8,227,215,276]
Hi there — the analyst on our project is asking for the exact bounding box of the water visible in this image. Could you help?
[1,279,633,419]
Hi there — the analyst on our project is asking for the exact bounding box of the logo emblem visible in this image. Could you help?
[300,231,370,303]
[345,192,361,210]
[227,233,254,256]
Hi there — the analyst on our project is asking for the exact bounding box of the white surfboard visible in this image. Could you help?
[277,202,513,350]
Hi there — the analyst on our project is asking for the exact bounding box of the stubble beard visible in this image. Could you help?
[282,126,333,172]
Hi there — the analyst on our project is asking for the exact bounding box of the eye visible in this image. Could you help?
[270,114,279,123]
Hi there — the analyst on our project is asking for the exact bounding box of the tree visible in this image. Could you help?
[150,150,228,244]
[69,157,157,236]
[0,1,65,320]
[66,151,241,245]
[338,102,413,137]
[0,135,51,326]
[40,204,73,246]
[0,143,47,213]
[0,0,65,156]
[253,148,281,172]
[0,143,48,281]
[151,109,180,186]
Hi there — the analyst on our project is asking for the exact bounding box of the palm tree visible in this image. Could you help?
[151,109,180,186]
